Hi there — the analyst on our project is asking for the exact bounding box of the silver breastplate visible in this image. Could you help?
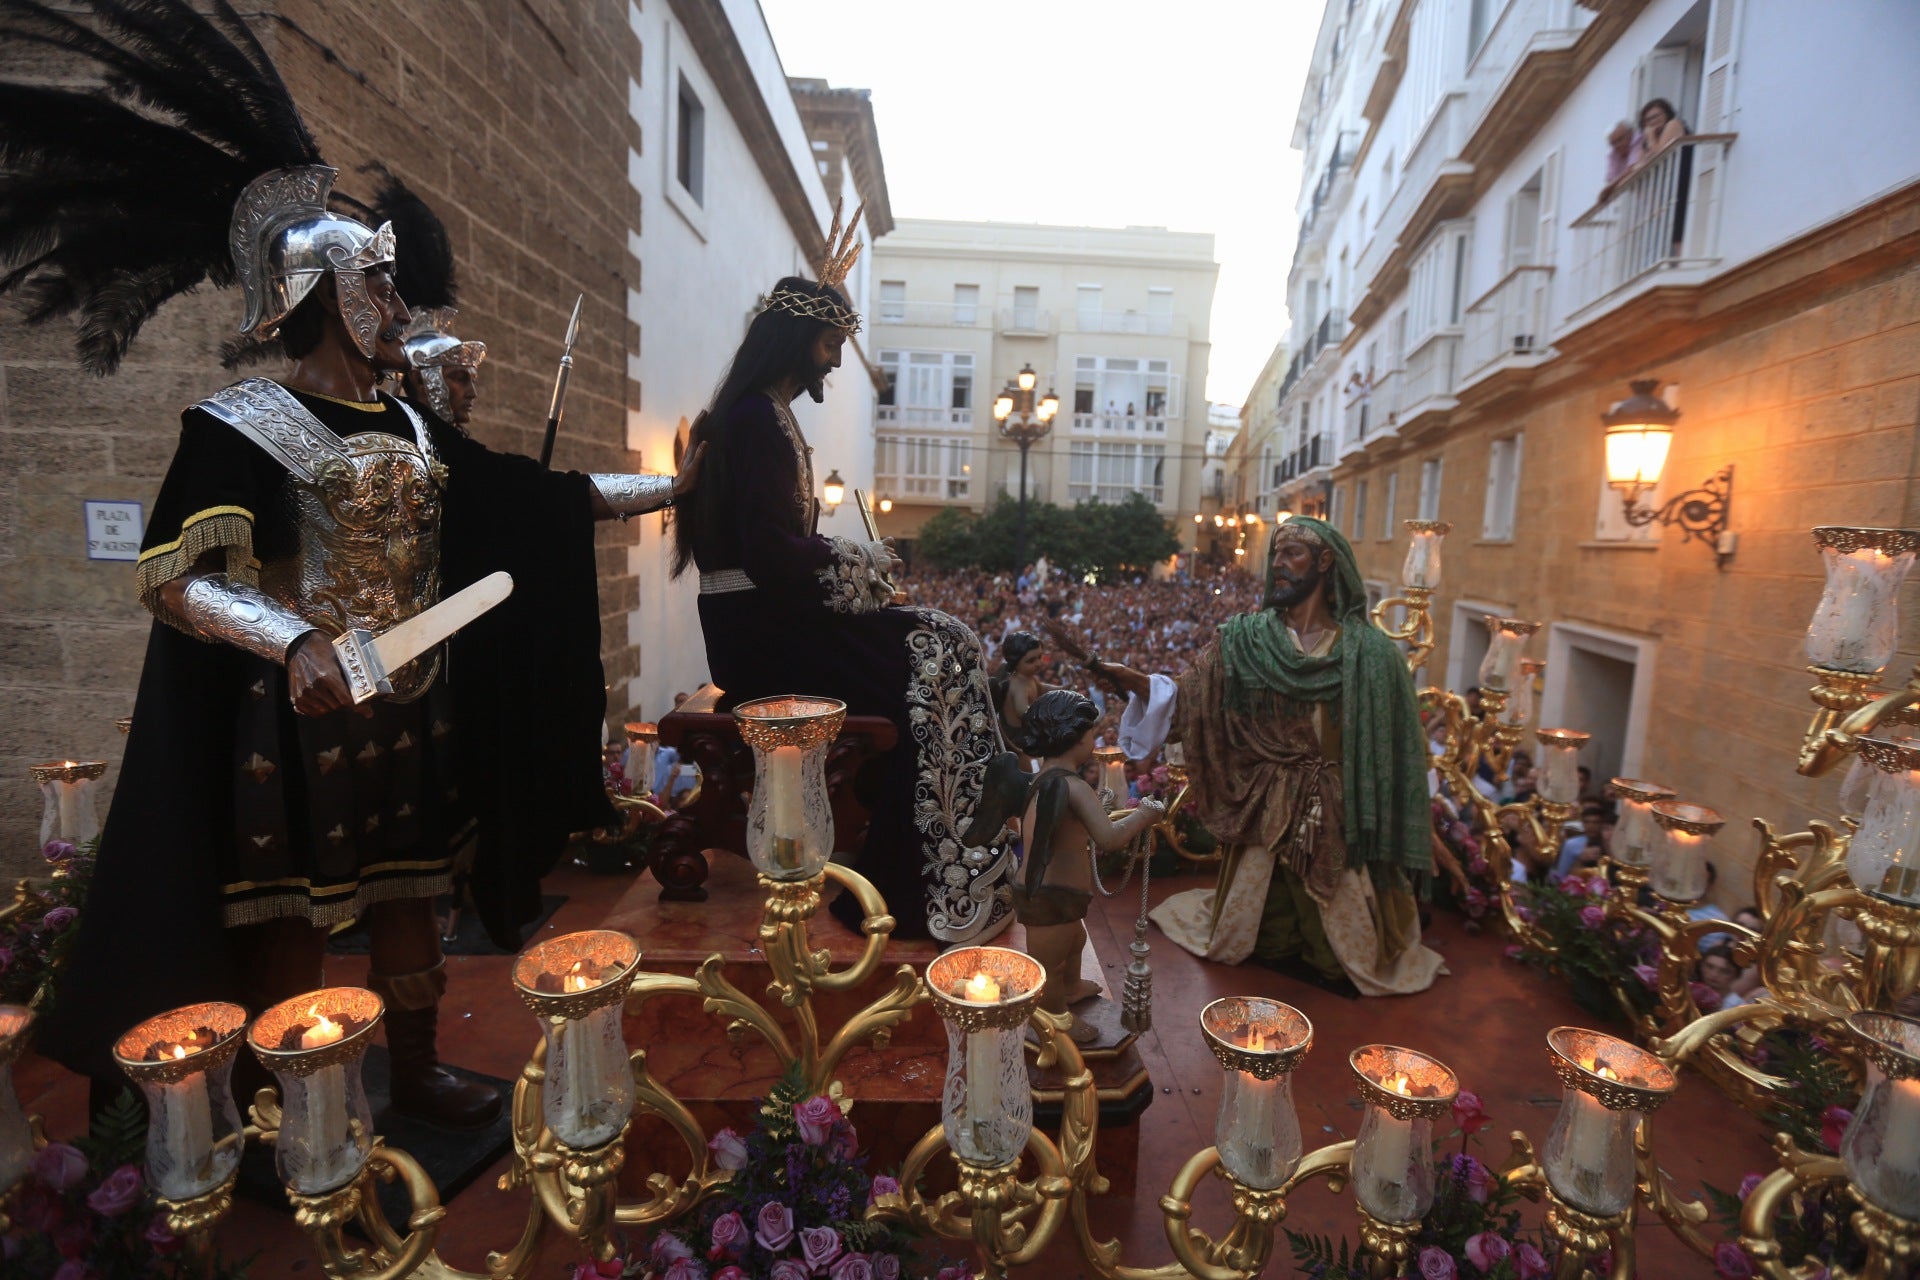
[196,379,448,701]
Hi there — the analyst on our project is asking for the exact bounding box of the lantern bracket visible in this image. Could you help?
[1619,464,1735,566]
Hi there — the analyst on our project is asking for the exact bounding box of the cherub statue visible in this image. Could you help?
[967,690,1162,1041]
[989,630,1054,755]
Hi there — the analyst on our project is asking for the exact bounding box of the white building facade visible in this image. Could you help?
[866,220,1218,548]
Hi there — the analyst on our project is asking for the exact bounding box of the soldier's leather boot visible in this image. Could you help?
[368,961,502,1129]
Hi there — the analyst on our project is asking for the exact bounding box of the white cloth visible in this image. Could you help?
[1118,674,1178,760]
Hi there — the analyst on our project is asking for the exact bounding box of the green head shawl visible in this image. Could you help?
[1215,516,1429,879]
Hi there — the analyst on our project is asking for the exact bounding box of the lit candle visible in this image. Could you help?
[1230,1028,1284,1183]
[962,972,1004,1151]
[1805,533,1918,674]
[1846,741,1920,904]
[295,1005,350,1188]
[1841,1014,1920,1218]
[32,761,106,846]
[1560,1073,1619,1198]
[766,744,804,870]
[57,762,85,843]
[1401,525,1447,590]
[1363,1073,1414,1202]
[558,960,602,1139]
[1536,731,1588,805]
[152,1040,216,1201]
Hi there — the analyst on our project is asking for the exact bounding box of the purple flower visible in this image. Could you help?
[1689,982,1723,1012]
[1579,904,1607,930]
[771,1262,811,1280]
[40,905,78,932]
[1633,963,1659,991]
[1463,887,1488,918]
[1561,876,1586,898]
[664,1258,707,1280]
[85,1163,143,1217]
[1418,1245,1457,1280]
[1515,1242,1550,1279]
[934,1268,972,1280]
[1516,904,1535,924]
[800,1226,843,1273]
[755,1201,796,1253]
[1468,855,1490,876]
[651,1233,695,1267]
[830,1254,874,1280]
[1451,1092,1490,1136]
[709,1210,748,1260]
[1714,1241,1754,1278]
[714,1268,748,1280]
[1821,1105,1854,1153]
[52,1262,95,1280]
[31,1142,88,1191]
[143,1214,181,1256]
[1465,1232,1510,1271]
[794,1095,840,1146]
[42,840,75,864]
[1503,944,1524,960]
[1738,1172,1764,1201]
[869,1174,901,1203]
[1451,1153,1493,1203]
[708,1127,747,1171]
[873,1254,901,1280]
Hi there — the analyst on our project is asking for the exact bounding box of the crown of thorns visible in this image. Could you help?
[760,286,862,333]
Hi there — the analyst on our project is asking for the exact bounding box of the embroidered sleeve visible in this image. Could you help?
[816,536,893,614]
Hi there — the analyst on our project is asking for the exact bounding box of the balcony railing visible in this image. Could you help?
[1401,330,1462,416]
[1567,136,1735,317]
[1067,309,1186,337]
[1069,413,1171,436]
[1342,394,1371,450]
[1370,368,1402,430]
[1276,308,1347,406]
[1355,89,1469,291]
[997,307,1054,335]
[1461,0,1588,126]
[876,300,984,327]
[876,405,972,429]
[1296,130,1360,250]
[1460,265,1554,381]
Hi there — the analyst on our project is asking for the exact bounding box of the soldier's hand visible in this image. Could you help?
[672,440,707,498]
[288,632,354,716]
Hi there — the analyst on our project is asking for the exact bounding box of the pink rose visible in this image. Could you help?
[1633,963,1659,990]
[1418,1246,1457,1280]
[1503,944,1524,960]
[1465,1232,1510,1271]
[1578,904,1607,930]
[1450,1153,1493,1203]
[714,1269,748,1280]
[32,1142,88,1191]
[708,1127,748,1171]
[571,1263,625,1280]
[1562,876,1586,898]
[794,1095,840,1146]
[1451,1092,1490,1136]
[42,840,75,864]
[755,1201,796,1252]
[664,1258,707,1280]
[1468,854,1489,876]
[1738,1172,1763,1201]
[85,1163,144,1217]
[800,1225,843,1272]
[143,1214,181,1256]
[935,1268,972,1280]
[831,1120,859,1161]
[709,1210,748,1260]
[1714,1241,1754,1278]
[772,1262,811,1280]
[41,905,78,932]
[652,1233,695,1266]
[1689,982,1723,1012]
[873,1254,901,1280]
[830,1254,874,1280]
[1515,1242,1550,1280]
[869,1174,901,1203]
[1821,1105,1854,1154]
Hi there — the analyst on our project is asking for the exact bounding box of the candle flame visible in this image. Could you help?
[170,1044,187,1060]
[564,959,594,993]
[1386,1072,1410,1095]
[1246,1028,1267,1052]
[963,971,1001,1003]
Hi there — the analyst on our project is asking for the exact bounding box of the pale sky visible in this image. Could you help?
[759,0,1320,408]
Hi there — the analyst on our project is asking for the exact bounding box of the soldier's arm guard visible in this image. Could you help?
[590,473,675,520]
[176,573,317,665]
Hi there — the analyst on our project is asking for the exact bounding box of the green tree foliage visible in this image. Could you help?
[910,494,1180,580]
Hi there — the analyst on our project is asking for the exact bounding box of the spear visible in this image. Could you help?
[537,294,583,468]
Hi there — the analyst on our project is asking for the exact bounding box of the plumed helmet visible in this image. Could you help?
[231,167,394,340]
[400,308,486,421]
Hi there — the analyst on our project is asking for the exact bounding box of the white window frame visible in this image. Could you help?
[1417,456,1444,521]
[952,283,979,326]
[1481,433,1523,541]
[1381,471,1399,540]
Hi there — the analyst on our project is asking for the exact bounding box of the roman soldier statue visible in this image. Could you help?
[0,0,691,1125]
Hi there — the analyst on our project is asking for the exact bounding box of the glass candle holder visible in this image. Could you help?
[113,1002,247,1202]
[513,929,642,1150]
[1648,802,1725,904]
[1401,520,1452,590]
[1163,741,1185,769]
[1541,1027,1676,1216]
[248,988,383,1195]
[1848,738,1920,904]
[1535,729,1591,805]
[1477,618,1541,694]
[928,947,1042,1168]
[29,760,107,847]
[1607,779,1677,869]
[622,722,658,799]
[1200,997,1312,1190]
[1500,659,1546,729]
[733,696,846,881]
[1093,746,1129,804]
[1348,1045,1458,1224]
[1804,527,1920,674]
[1841,1011,1920,1219]
[0,1005,35,1193]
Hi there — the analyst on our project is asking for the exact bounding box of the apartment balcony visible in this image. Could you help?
[1352,89,1472,320]
[996,307,1054,336]
[1341,394,1371,453]
[1566,136,1735,320]
[1460,0,1589,147]
[1296,130,1360,253]
[876,300,986,328]
[1276,308,1347,407]
[1399,330,1461,428]
[875,405,972,429]
[1065,309,1188,338]
[1459,265,1554,386]
[1069,413,1172,437]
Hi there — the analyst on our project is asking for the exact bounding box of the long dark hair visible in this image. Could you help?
[671,277,847,577]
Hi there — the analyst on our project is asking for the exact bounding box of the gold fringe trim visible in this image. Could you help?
[137,507,260,636]
[219,869,454,930]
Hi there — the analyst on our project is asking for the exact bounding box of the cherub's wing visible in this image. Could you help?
[961,750,1029,846]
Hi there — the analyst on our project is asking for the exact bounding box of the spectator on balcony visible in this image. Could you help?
[1635,97,1690,163]
[1126,401,1137,418]
[1598,121,1644,201]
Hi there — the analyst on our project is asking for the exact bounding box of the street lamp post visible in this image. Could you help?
[992,363,1059,571]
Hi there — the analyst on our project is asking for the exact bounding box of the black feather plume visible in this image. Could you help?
[364,164,458,314]
[0,0,323,373]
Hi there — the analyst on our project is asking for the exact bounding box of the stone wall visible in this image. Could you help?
[0,1,644,880]
[1328,185,1920,905]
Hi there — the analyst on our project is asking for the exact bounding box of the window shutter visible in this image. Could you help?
[1536,150,1560,266]
[1702,0,1743,132]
